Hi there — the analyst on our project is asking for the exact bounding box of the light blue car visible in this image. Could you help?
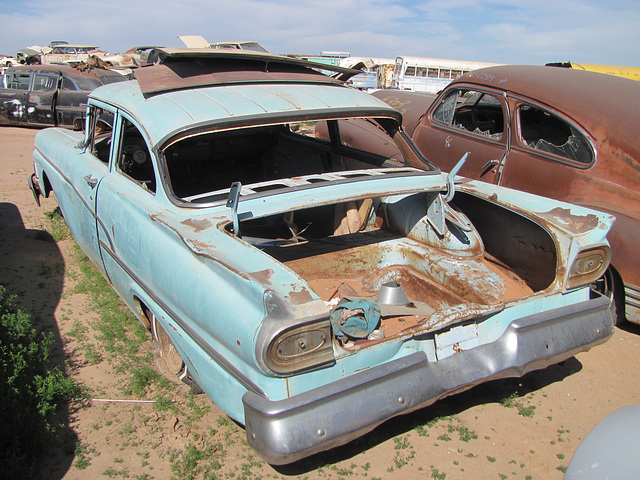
[29,49,615,464]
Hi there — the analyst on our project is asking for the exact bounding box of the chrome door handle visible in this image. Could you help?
[84,174,98,188]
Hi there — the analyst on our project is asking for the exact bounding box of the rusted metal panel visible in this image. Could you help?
[371,90,437,135]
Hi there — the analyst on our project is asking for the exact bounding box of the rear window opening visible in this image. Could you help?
[161,117,433,204]
[518,105,594,164]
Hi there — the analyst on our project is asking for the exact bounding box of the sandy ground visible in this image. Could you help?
[2,126,639,480]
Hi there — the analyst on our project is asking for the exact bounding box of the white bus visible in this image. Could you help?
[339,57,395,90]
[392,56,502,93]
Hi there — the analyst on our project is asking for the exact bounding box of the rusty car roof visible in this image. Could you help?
[136,48,360,95]
[450,65,640,142]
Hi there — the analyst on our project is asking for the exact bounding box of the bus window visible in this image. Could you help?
[428,68,439,78]
[416,67,427,77]
[405,66,416,76]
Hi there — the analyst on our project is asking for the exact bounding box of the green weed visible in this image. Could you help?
[0,285,82,478]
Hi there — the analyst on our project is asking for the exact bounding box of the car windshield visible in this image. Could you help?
[239,43,269,52]
[161,116,432,204]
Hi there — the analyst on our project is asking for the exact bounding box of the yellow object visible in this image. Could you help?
[568,62,640,81]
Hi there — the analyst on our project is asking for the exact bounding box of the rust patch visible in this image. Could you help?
[150,213,250,281]
[250,268,275,285]
[541,207,599,234]
[181,218,213,232]
[289,287,314,305]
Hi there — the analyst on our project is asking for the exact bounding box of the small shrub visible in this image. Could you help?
[0,285,81,479]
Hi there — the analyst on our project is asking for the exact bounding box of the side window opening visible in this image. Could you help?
[88,106,114,164]
[518,105,593,164]
[6,73,31,90]
[432,89,504,140]
[61,77,77,91]
[117,118,156,193]
[32,74,57,92]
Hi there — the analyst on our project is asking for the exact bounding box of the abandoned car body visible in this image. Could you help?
[0,64,127,128]
[379,65,640,324]
[30,50,615,464]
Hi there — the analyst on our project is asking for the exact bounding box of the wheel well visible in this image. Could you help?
[41,171,53,197]
[133,296,152,329]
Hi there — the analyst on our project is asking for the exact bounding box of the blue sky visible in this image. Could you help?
[1,0,638,66]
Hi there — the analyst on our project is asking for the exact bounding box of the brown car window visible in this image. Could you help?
[432,89,504,140]
[518,105,593,165]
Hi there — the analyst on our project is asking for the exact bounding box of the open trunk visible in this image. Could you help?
[229,190,557,349]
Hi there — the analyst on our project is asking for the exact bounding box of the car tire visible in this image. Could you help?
[150,313,203,393]
[591,267,625,326]
[150,314,185,377]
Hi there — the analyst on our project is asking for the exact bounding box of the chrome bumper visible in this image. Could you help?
[243,295,613,464]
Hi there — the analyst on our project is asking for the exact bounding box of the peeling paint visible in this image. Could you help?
[251,269,275,285]
[540,207,599,234]
[181,217,213,232]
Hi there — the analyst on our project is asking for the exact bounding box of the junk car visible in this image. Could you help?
[0,64,127,128]
[374,65,640,324]
[40,44,103,65]
[30,50,615,464]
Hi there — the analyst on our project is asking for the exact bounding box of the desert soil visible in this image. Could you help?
[1,126,639,480]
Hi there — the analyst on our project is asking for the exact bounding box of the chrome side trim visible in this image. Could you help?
[624,283,640,310]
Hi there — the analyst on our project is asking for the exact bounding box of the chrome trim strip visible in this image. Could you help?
[624,283,640,309]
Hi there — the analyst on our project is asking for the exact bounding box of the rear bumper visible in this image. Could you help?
[243,295,613,464]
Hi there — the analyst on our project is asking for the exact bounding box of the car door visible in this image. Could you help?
[412,86,509,183]
[54,103,115,278]
[498,97,596,200]
[0,70,31,126]
[27,72,60,126]
[94,112,160,312]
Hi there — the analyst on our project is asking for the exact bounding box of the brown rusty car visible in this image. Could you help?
[379,65,640,324]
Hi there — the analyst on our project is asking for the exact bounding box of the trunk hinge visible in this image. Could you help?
[226,182,242,238]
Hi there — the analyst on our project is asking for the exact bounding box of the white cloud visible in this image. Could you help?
[0,0,638,66]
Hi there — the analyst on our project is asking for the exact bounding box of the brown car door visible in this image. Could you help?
[412,86,508,184]
[498,98,596,200]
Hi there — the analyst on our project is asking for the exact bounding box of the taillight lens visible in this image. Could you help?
[567,247,611,289]
[265,318,335,375]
